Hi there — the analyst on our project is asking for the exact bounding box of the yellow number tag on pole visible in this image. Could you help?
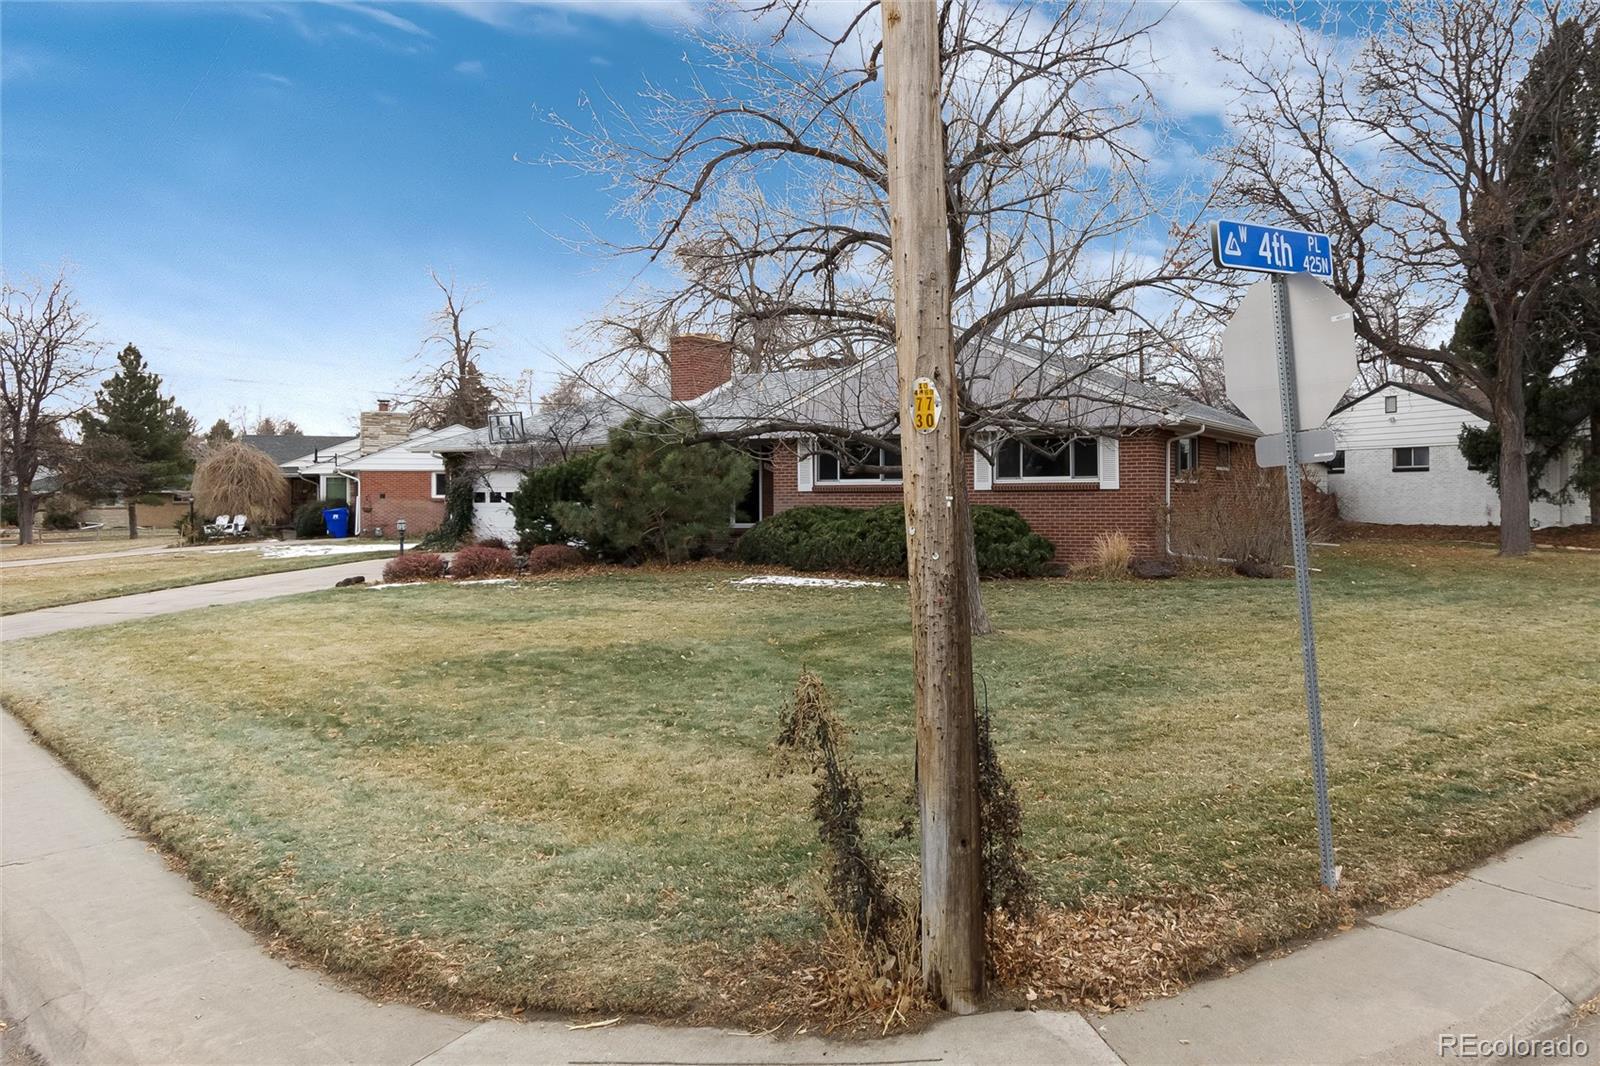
[911,377,941,433]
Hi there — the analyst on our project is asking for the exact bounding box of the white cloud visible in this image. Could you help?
[428,0,699,34]
[453,58,485,76]
[255,72,294,87]
[321,1,434,37]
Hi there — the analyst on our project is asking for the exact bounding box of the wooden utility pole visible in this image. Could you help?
[881,0,984,1014]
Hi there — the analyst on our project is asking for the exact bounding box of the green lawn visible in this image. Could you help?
[0,547,395,614]
[2,543,1595,1024]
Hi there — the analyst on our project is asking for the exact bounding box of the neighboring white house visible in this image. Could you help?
[1316,383,1591,528]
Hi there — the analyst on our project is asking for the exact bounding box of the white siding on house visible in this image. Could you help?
[1320,388,1590,527]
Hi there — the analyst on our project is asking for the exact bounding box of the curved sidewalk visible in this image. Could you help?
[1,570,1596,1064]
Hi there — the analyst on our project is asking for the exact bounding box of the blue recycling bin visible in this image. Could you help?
[322,506,351,539]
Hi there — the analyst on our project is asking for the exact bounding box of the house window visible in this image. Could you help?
[994,436,1098,481]
[1325,450,1346,474]
[431,472,448,498]
[1175,437,1199,481]
[816,439,901,483]
[321,476,351,503]
[488,490,507,504]
[1384,395,1399,413]
[1216,441,1232,470]
[1393,446,1430,472]
[473,491,488,503]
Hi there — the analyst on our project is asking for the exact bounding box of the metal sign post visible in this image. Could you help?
[1269,275,1339,892]
[1216,225,1351,893]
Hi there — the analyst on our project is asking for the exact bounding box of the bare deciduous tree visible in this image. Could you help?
[1219,0,1600,555]
[406,272,508,430]
[1,271,103,544]
[551,0,1220,629]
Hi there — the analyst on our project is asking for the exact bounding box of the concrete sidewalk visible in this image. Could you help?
[0,559,390,642]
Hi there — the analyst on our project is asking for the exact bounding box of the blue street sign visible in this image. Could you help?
[1210,219,1334,280]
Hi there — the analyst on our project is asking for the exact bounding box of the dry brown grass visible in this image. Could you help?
[1083,531,1133,578]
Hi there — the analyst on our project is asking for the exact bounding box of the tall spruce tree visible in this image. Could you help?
[78,344,195,538]
[1456,18,1599,521]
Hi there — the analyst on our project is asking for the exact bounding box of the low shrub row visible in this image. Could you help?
[380,545,587,584]
[734,504,1054,578]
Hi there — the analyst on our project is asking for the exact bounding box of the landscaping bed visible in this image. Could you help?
[1,542,1595,1026]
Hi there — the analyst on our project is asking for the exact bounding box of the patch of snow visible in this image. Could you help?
[731,575,889,589]
[453,578,516,586]
[259,542,399,559]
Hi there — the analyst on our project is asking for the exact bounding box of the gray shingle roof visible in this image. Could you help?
[241,435,354,465]
[425,336,1259,457]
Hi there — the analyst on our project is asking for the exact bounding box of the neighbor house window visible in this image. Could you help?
[994,436,1098,481]
[816,440,901,483]
[1325,450,1346,474]
[431,472,448,498]
[1384,395,1399,413]
[1175,437,1199,481]
[1216,441,1232,470]
[1393,446,1430,472]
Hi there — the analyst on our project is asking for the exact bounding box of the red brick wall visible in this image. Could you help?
[768,430,1262,563]
[358,471,445,537]
[670,335,734,401]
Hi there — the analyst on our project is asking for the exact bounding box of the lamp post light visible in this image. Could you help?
[396,517,407,555]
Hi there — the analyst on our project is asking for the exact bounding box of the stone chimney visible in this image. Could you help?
[358,400,413,454]
[669,334,734,401]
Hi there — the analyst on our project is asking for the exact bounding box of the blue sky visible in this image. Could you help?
[3,1,1291,434]
[3,1,709,432]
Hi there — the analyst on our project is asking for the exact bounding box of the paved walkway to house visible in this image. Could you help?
[0,558,391,642]
[1,568,1596,1064]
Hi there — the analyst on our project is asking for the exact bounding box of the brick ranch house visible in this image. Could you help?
[260,402,467,536]
[432,336,1269,564]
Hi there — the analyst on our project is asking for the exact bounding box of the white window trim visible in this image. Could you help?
[813,448,902,485]
[430,471,448,499]
[992,436,1100,484]
[1174,438,1201,482]
[1393,446,1430,472]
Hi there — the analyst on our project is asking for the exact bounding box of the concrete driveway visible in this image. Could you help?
[0,558,389,642]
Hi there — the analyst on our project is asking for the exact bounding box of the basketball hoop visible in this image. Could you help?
[487,411,528,444]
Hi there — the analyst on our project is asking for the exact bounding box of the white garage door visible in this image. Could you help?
[471,470,522,543]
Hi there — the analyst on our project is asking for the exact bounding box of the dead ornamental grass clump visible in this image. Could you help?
[1082,531,1134,579]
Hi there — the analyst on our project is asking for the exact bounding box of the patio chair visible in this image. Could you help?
[205,514,230,536]
[230,514,249,536]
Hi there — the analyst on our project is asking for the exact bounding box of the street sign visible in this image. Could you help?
[1216,251,1358,894]
[1221,272,1357,437]
[1211,219,1334,280]
[1256,427,1339,469]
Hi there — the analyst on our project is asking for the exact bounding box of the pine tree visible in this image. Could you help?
[1456,19,1599,520]
[78,344,196,538]
[205,418,234,445]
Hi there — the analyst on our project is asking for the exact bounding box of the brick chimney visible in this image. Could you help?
[358,400,413,454]
[669,334,734,401]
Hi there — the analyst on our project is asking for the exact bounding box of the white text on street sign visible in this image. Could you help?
[1211,219,1334,280]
